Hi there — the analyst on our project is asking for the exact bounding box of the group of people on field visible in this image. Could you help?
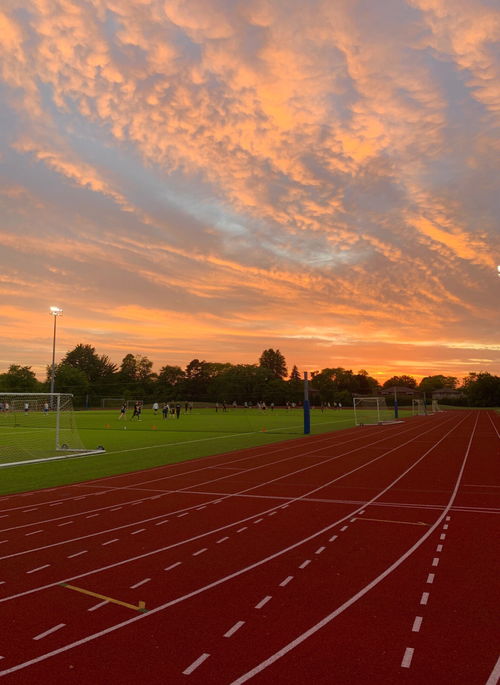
[118,400,190,420]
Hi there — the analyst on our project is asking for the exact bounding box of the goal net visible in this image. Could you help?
[101,397,128,409]
[0,393,103,467]
[431,399,441,413]
[412,399,426,416]
[353,396,395,426]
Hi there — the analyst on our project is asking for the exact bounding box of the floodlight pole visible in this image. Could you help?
[49,307,63,396]
[394,387,399,419]
[303,371,311,434]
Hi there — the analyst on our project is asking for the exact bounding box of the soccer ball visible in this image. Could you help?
[124,426,127,430]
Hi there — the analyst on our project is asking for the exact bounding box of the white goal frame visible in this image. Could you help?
[0,393,104,468]
[353,396,399,426]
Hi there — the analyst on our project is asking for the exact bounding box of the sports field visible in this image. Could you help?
[0,409,498,683]
[0,406,412,495]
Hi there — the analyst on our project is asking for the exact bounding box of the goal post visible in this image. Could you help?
[353,396,398,426]
[412,398,426,416]
[0,393,104,467]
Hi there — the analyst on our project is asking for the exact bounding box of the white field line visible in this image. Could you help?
[0,415,473,678]
[0,416,456,563]
[0,415,459,597]
[485,654,500,685]
[228,414,479,684]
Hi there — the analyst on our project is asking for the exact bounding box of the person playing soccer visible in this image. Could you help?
[118,403,126,420]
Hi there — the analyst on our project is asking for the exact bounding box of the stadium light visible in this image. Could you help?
[49,306,63,395]
[497,265,500,277]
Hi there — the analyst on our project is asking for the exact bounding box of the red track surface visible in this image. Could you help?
[0,410,498,684]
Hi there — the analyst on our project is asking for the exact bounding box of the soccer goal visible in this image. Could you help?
[412,399,426,416]
[431,400,442,413]
[101,397,127,409]
[353,396,397,426]
[0,393,103,467]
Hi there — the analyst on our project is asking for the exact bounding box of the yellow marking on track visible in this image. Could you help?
[60,583,147,612]
[354,517,429,527]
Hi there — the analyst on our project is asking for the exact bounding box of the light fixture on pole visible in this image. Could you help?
[49,306,63,395]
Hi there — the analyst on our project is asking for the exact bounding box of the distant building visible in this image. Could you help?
[381,386,417,397]
[431,388,465,400]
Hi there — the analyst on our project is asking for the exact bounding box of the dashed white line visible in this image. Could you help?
[131,529,146,535]
[0,540,8,545]
[33,623,65,641]
[85,514,99,519]
[329,535,338,542]
[237,527,248,533]
[426,573,435,584]
[440,533,446,540]
[279,576,293,587]
[25,530,43,536]
[315,546,325,555]
[412,616,423,632]
[253,518,263,524]
[130,578,151,589]
[57,521,74,527]
[183,653,210,675]
[49,503,63,507]
[155,520,169,526]
[443,524,449,530]
[224,621,245,638]
[110,507,122,512]
[67,550,87,559]
[299,560,311,569]
[420,592,430,605]
[340,525,348,532]
[88,600,108,612]
[350,518,356,523]
[26,564,50,574]
[401,647,414,668]
[102,539,119,546]
[268,511,277,516]
[196,506,207,511]
[178,512,188,518]
[192,548,207,556]
[255,595,272,609]
[22,509,38,513]
[445,516,451,521]
[216,536,229,544]
[432,557,440,567]
[436,544,443,552]
[164,562,182,571]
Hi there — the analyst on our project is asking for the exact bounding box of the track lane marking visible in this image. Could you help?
[33,624,65,641]
[255,595,271,609]
[401,647,414,668]
[224,621,245,638]
[183,653,210,675]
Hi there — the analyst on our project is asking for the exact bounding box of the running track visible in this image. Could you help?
[0,410,498,683]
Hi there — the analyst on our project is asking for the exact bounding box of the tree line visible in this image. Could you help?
[1,344,499,407]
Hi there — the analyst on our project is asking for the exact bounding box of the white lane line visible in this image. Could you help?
[0,515,8,519]
[22,509,38,513]
[279,576,293,587]
[315,546,325,555]
[33,624,65,641]
[196,506,207,511]
[253,518,263,524]
[426,573,435,584]
[110,507,122,512]
[183,653,210,675]
[155,520,169,526]
[255,595,272,609]
[0,581,5,585]
[436,544,443,552]
[443,524,449,530]
[178,513,188,518]
[432,557,439,567]
[102,539,119,546]
[329,535,338,542]
[49,503,63,507]
[349,518,356,523]
[420,592,429,605]
[26,564,50,574]
[130,578,150,589]
[485,655,500,685]
[412,616,423,632]
[88,600,108,612]
[440,533,446,540]
[85,514,99,519]
[216,536,229,544]
[224,621,245,638]
[67,550,87,559]
[150,495,162,500]
[0,541,8,545]
[25,530,43,536]
[164,562,182,571]
[299,560,311,569]
[340,525,348,532]
[445,516,451,521]
[192,548,207,557]
[401,647,414,668]
[237,527,247,533]
[359,510,366,515]
[131,529,146,535]
[57,521,74,527]
[268,511,277,516]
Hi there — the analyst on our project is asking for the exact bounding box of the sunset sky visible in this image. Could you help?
[1,0,499,384]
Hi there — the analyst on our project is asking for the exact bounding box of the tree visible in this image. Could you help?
[62,344,117,383]
[0,365,39,392]
[258,349,288,380]
[382,375,417,389]
[50,364,90,398]
[462,373,500,407]
[419,375,458,394]
[157,365,185,396]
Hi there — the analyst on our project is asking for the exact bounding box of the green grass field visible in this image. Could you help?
[0,405,414,495]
